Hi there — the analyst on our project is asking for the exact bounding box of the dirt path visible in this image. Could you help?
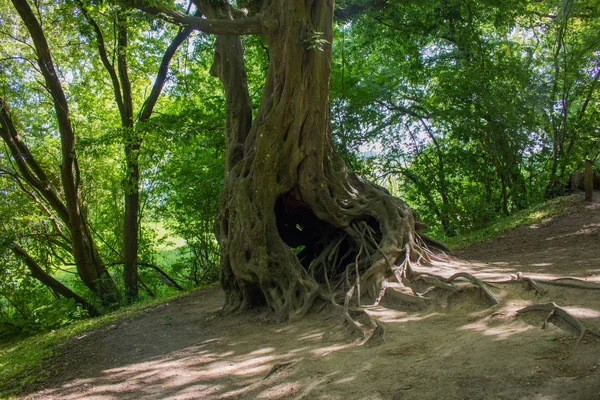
[23,194,600,400]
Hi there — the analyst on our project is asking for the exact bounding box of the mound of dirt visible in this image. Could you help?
[22,194,600,400]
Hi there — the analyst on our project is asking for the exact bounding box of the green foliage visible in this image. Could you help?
[142,98,226,288]
[302,31,330,52]
[0,0,228,334]
[330,0,599,235]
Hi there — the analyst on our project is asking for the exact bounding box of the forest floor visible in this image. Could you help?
[20,194,600,400]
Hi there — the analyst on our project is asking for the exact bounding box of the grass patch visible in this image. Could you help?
[437,194,580,250]
[0,289,194,399]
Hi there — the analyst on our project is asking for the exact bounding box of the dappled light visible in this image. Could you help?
[13,196,599,399]
[366,308,438,324]
[458,305,539,341]
[547,223,600,240]
[29,307,360,400]
[461,320,536,341]
[25,234,600,399]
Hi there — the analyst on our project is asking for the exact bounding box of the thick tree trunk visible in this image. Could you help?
[216,0,421,321]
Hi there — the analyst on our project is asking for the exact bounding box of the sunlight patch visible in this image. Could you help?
[458,319,535,340]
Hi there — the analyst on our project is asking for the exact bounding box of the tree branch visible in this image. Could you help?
[139,262,185,291]
[0,168,71,242]
[0,99,70,223]
[124,0,262,35]
[11,244,100,316]
[138,23,195,122]
[76,0,127,122]
[108,260,185,291]
[117,12,134,127]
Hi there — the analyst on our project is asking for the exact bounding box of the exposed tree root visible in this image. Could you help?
[373,281,428,308]
[517,302,600,346]
[310,228,598,349]
[417,233,452,254]
[410,271,499,306]
[543,278,600,290]
[302,214,502,342]
[514,272,548,295]
[491,272,600,294]
[363,319,386,346]
[263,359,302,380]
[446,273,499,305]
[343,285,367,338]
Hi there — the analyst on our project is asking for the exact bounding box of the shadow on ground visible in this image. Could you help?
[22,195,600,400]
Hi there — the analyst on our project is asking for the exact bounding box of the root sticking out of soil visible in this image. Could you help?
[299,216,599,347]
[517,302,600,346]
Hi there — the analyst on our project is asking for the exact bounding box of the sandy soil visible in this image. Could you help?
[22,194,600,400]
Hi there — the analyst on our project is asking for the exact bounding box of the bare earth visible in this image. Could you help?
[23,194,600,400]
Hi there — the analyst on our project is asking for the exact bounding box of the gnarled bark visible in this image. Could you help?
[215,0,424,322]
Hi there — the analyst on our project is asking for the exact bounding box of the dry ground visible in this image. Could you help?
[22,194,600,400]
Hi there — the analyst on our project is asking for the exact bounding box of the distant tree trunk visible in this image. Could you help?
[114,14,140,304]
[120,13,194,303]
[509,163,528,211]
[215,0,424,321]
[123,143,139,303]
[585,159,593,202]
[500,174,509,215]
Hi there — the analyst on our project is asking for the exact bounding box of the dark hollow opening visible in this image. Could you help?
[275,192,354,283]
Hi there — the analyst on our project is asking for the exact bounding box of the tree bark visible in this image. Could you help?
[75,5,138,302]
[585,159,593,202]
[195,0,253,173]
[216,0,421,321]
[113,13,140,304]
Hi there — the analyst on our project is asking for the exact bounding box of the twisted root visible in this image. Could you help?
[517,302,600,346]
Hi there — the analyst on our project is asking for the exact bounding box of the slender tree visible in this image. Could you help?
[75,2,195,303]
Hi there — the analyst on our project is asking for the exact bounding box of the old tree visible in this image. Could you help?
[131,0,446,334]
